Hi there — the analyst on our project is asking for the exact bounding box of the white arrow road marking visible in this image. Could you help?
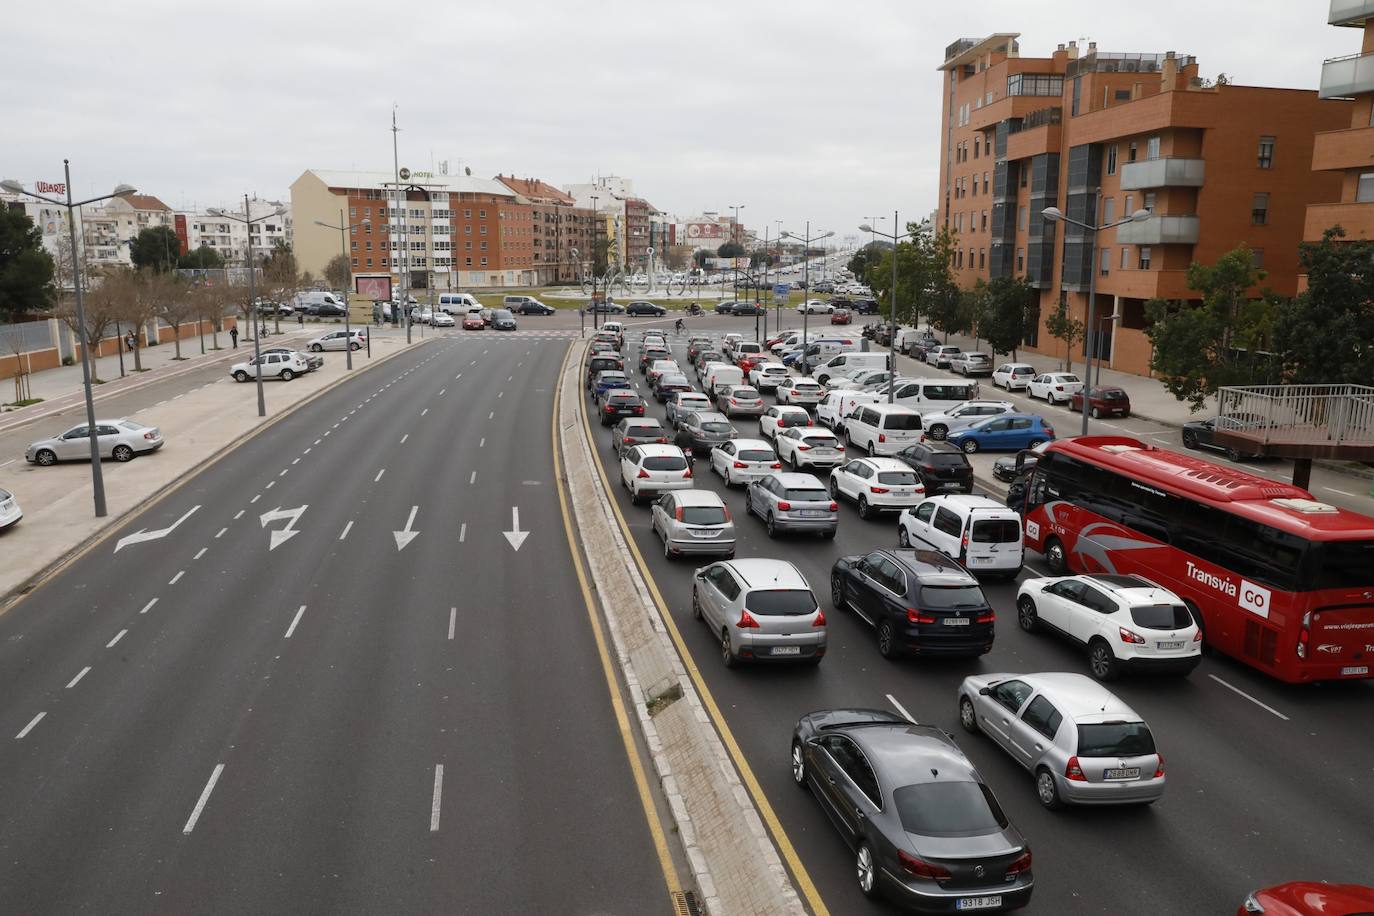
[114,505,201,553]
[503,507,529,551]
[394,506,420,551]
[260,505,308,550]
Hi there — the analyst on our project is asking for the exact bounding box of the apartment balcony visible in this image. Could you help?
[1119,157,1205,190]
[1304,200,1374,241]
[1116,214,1201,245]
[1329,0,1374,26]
[1319,50,1374,99]
[1311,125,1374,171]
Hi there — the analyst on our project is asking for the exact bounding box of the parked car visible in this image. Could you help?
[692,559,826,665]
[946,414,1055,454]
[992,362,1036,391]
[260,346,322,371]
[894,441,974,494]
[1239,883,1374,916]
[744,472,838,538]
[665,392,713,429]
[652,490,735,559]
[949,351,993,377]
[230,351,309,382]
[1069,386,1132,419]
[598,389,647,426]
[924,345,961,369]
[899,495,1024,578]
[842,404,924,456]
[919,400,1016,441]
[776,428,846,471]
[0,486,21,530]
[828,457,926,519]
[957,672,1166,809]
[790,708,1033,910]
[610,417,669,456]
[26,418,164,466]
[829,308,852,325]
[1027,372,1083,404]
[306,329,366,352]
[625,301,666,316]
[709,438,781,486]
[674,411,738,454]
[851,298,880,314]
[718,384,766,419]
[431,312,455,327]
[619,444,693,504]
[1016,573,1202,680]
[1181,414,1266,461]
[462,313,485,330]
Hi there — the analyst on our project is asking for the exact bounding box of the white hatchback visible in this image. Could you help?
[796,300,833,314]
[0,487,22,531]
[306,329,366,352]
[828,457,925,518]
[620,444,694,504]
[992,363,1036,391]
[748,362,789,390]
[709,438,781,486]
[775,428,845,470]
[776,378,826,407]
[1028,372,1084,404]
[758,405,812,441]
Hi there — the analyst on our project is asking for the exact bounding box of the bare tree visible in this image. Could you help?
[261,241,299,334]
[323,255,350,293]
[156,273,199,359]
[53,266,126,382]
[114,269,163,372]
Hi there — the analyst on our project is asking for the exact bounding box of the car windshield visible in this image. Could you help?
[1077,723,1156,758]
[971,519,1020,544]
[745,589,817,616]
[1129,604,1193,630]
[883,414,922,431]
[894,782,1008,837]
[642,456,687,471]
[738,449,775,462]
[918,585,986,609]
[782,487,829,502]
[700,422,733,434]
[876,471,920,486]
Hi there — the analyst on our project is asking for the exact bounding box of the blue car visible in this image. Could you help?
[945,413,1055,454]
[590,370,632,399]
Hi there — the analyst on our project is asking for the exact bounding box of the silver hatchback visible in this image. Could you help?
[745,472,838,539]
[651,489,736,559]
[957,672,1166,810]
[718,384,766,418]
[691,558,826,666]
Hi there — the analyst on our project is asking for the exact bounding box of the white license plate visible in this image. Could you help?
[943,617,971,627]
[1157,640,1185,650]
[967,556,989,564]
[1104,767,1140,780]
[800,509,828,518]
[957,896,1002,910]
[1341,665,1369,676]
[771,645,801,656]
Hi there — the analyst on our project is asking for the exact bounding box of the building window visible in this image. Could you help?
[1020,167,1028,188]
[366,258,373,268]
[1356,172,1374,202]
[1124,194,1134,216]
[1257,136,1275,169]
[1100,247,1110,276]
[1016,248,1025,272]
[1252,192,1269,225]
[1251,249,1264,269]
[1143,192,1157,212]
[350,240,358,251]
[1106,145,1118,175]
[350,225,357,236]
[1138,246,1152,270]
[974,136,980,159]
[351,257,358,268]
[979,248,986,269]
[464,209,472,218]
[971,177,977,198]
[480,225,488,235]
[981,210,988,231]
[968,247,974,267]
[382,257,388,267]
[1128,141,1138,162]
[1114,89,1131,101]
[1018,205,1028,231]
[349,207,357,218]
[479,210,487,219]
[480,257,488,266]
[465,257,472,267]
[1121,247,1130,269]
[1071,76,1082,116]
[365,241,372,251]
[1146,136,1161,160]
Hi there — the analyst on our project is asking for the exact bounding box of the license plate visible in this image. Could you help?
[1341,666,1369,676]
[967,556,989,564]
[1156,640,1185,650]
[957,896,1002,910]
[1104,767,1140,780]
[944,617,971,626]
[771,645,801,656]
[800,509,828,518]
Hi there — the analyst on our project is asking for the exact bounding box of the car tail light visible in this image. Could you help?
[907,609,936,624]
[683,468,693,479]
[637,469,650,479]
[960,532,969,556]
[1297,611,1311,658]
[1119,626,1146,645]
[770,462,782,469]
[878,433,886,443]
[813,609,827,627]
[797,444,812,451]
[144,432,158,440]
[1065,756,1086,781]
[1005,849,1032,878]
[733,461,748,469]
[835,444,844,451]
[778,501,792,511]
[1153,755,1166,779]
[622,437,634,444]
[635,406,645,414]
[1055,385,1064,391]
[806,419,813,426]
[657,437,668,444]
[722,506,732,521]
[898,850,951,881]
[674,507,685,521]
[728,398,737,406]
[976,611,996,624]
[870,486,889,494]
[1192,628,1203,642]
[828,501,838,511]
[736,609,761,629]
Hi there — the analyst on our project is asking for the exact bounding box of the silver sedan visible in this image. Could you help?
[26,419,164,466]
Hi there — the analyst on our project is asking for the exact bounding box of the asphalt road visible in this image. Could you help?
[588,319,1374,915]
[0,332,670,915]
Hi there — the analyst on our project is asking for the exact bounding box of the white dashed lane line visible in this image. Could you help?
[182,764,225,835]
[234,510,245,520]
[66,667,91,689]
[14,712,45,740]
[106,629,128,649]
[400,434,409,444]
[194,547,208,560]
[469,471,477,485]
[375,469,386,482]
[340,521,353,540]
[140,598,158,614]
[168,571,185,585]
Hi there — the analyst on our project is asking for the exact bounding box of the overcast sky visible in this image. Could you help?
[2,0,1353,245]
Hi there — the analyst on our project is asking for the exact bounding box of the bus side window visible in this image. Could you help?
[1028,469,1049,508]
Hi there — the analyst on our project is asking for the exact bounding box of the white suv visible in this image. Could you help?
[620,444,694,504]
[1016,574,1202,680]
[919,400,1016,441]
[230,351,308,382]
[828,457,925,518]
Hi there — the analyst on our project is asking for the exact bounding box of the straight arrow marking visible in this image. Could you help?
[503,506,529,551]
[394,505,420,551]
[114,505,201,553]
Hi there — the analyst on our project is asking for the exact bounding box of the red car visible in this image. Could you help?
[1240,882,1374,915]
[1068,385,1131,418]
[830,308,852,325]
[461,315,484,330]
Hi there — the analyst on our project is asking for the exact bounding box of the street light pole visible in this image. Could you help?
[590,195,599,330]
[859,215,913,403]
[314,210,366,370]
[779,222,835,377]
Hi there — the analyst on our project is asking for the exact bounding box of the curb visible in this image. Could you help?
[0,336,431,613]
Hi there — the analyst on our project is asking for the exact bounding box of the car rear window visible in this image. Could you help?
[626,423,663,435]
[928,452,969,467]
[1011,367,1034,376]
[1100,388,1128,400]
[679,506,727,525]
[732,388,760,399]
[1129,604,1192,630]
[607,391,639,403]
[117,421,146,431]
[738,449,775,462]
[745,589,818,616]
[803,436,839,449]
[918,585,987,609]
[794,382,821,390]
[1077,723,1156,757]
[780,414,809,427]
[643,456,687,471]
[701,422,733,434]
[782,487,830,502]
[877,471,920,486]
[882,414,922,431]
[971,519,1020,543]
[894,782,1008,837]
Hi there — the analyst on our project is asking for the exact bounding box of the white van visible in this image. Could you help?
[438,293,481,314]
[295,290,348,312]
[703,363,745,398]
[817,389,882,430]
[814,351,889,386]
[842,403,924,456]
[897,495,1023,578]
[890,378,980,413]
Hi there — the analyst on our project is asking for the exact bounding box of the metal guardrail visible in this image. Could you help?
[1218,384,1374,446]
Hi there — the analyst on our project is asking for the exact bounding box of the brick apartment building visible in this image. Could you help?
[1308,1,1374,246]
[291,169,536,291]
[495,175,600,285]
[937,34,1350,376]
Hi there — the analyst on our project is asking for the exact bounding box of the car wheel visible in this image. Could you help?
[766,513,779,539]
[1091,406,1102,419]
[691,588,703,620]
[663,536,673,560]
[928,424,948,440]
[233,370,249,383]
[1044,537,1068,575]
[1017,596,1039,633]
[1036,767,1063,810]
[1027,438,1045,448]
[829,479,840,500]
[877,620,899,659]
[310,343,323,352]
[280,369,295,381]
[1181,431,1197,449]
[856,843,879,899]
[721,627,738,668]
[350,342,361,351]
[959,696,979,734]
[745,492,754,516]
[961,438,979,454]
[112,444,134,462]
[857,496,873,520]
[1225,447,1242,462]
[1088,639,1120,681]
[830,574,845,608]
[791,741,808,788]
[34,449,57,467]
[898,526,911,548]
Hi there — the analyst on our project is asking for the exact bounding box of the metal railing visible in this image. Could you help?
[1320,50,1374,99]
[1218,384,1374,446]
[1329,0,1374,25]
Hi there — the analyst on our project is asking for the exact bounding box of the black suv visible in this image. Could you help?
[894,441,973,494]
[584,353,625,388]
[625,301,666,316]
[597,389,647,425]
[830,548,995,659]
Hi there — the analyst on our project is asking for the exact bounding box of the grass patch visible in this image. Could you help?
[3,397,44,408]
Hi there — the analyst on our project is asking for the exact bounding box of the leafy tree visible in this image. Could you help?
[979,275,1037,358]
[179,245,225,270]
[128,226,181,273]
[1044,298,1085,374]
[112,269,168,371]
[692,249,711,268]
[1145,244,1278,411]
[960,286,987,349]
[749,249,775,269]
[1272,228,1374,385]
[324,254,351,293]
[716,241,745,259]
[0,208,55,320]
[847,241,891,279]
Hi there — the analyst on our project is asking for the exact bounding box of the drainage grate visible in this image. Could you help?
[670,890,705,916]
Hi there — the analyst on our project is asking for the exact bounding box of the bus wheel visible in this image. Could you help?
[1044,537,1068,575]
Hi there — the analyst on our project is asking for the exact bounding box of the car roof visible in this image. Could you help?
[724,558,808,589]
[971,412,1043,423]
[620,416,662,427]
[674,489,727,507]
[675,391,710,400]
[846,725,976,788]
[864,403,918,414]
[773,404,811,413]
[694,411,731,422]
[633,444,684,458]
[795,428,837,439]
[878,548,978,584]
[1008,673,1142,721]
[926,494,1015,515]
[730,438,772,449]
[773,471,827,487]
[1078,574,1180,604]
[854,457,914,472]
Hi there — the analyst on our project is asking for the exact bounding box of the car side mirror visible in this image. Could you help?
[978,687,991,696]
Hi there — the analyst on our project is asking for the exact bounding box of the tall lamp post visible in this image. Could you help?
[590,195,600,330]
[859,212,914,404]
[729,204,745,306]
[313,211,367,370]
[1042,203,1150,435]
[2,167,136,518]
[208,197,289,418]
[778,223,834,376]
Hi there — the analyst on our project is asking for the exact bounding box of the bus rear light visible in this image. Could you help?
[1065,756,1086,781]
[1119,627,1146,644]
[1298,611,1311,659]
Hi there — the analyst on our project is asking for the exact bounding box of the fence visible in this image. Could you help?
[1218,384,1374,447]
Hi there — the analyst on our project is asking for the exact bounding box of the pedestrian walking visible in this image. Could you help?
[229,326,239,348]
[298,311,305,328]
[125,330,135,352]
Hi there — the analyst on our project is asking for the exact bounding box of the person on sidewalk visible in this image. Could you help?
[229,326,239,349]
[298,311,305,328]
[124,331,135,353]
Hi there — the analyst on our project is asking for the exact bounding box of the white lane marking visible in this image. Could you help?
[1322,486,1357,497]
[66,667,91,689]
[470,360,477,366]
[333,423,340,429]
[455,373,462,380]
[507,375,513,382]
[886,694,918,724]
[323,430,331,436]
[1208,674,1290,721]
[15,712,45,740]
[439,388,446,396]
[234,510,245,520]
[194,547,208,560]
[483,349,489,355]
[169,571,184,585]
[279,467,290,477]
[215,527,227,539]
[284,604,307,638]
[498,391,503,399]
[314,439,321,446]
[448,607,457,640]
[106,629,128,649]
[479,438,485,448]
[250,494,261,504]
[0,458,15,469]
[421,408,429,416]
[469,471,477,485]
[458,523,467,543]
[488,411,494,420]
[183,764,225,834]
[140,598,158,614]
[400,434,409,444]
[340,520,353,540]
[173,394,184,400]
[292,457,301,465]
[374,469,386,483]
[265,481,276,490]
[430,764,444,832]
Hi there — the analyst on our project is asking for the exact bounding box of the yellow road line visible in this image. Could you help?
[573,347,830,915]
[550,341,683,902]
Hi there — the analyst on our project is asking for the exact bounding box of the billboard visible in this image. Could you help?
[356,276,392,301]
[684,221,725,241]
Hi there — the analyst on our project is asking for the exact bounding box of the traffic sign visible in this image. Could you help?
[773,283,789,305]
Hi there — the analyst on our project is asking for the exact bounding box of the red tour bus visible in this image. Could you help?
[1022,436,1374,683]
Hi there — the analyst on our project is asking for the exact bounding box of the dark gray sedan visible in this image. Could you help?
[792,709,1033,912]
[610,417,669,457]
[674,411,737,455]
